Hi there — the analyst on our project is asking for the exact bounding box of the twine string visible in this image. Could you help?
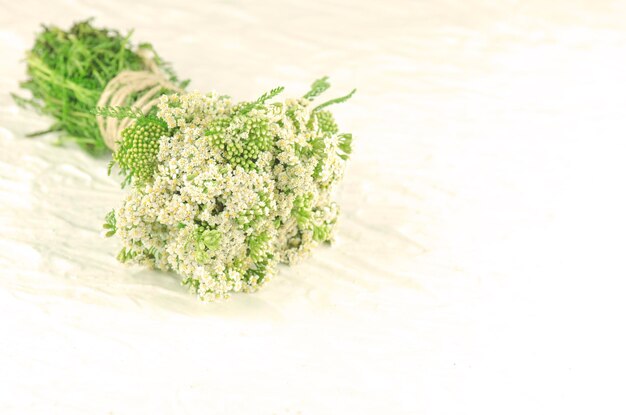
[96,50,182,151]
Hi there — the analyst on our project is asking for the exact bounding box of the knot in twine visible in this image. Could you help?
[96,49,183,151]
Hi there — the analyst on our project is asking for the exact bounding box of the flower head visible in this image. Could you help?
[106,79,355,300]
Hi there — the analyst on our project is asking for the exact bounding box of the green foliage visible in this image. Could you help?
[112,116,169,184]
[337,133,353,160]
[314,110,339,135]
[312,223,332,242]
[239,86,285,115]
[303,76,331,100]
[244,252,273,285]
[102,210,117,237]
[117,247,137,263]
[200,229,221,251]
[296,136,325,159]
[247,232,270,261]
[292,194,314,227]
[313,88,357,112]
[182,276,201,291]
[14,19,184,155]
[192,226,221,264]
[291,194,334,243]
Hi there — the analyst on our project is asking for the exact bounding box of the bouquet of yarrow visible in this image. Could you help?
[102,80,355,301]
[16,20,355,301]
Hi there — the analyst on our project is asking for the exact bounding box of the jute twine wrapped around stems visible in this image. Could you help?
[96,50,183,151]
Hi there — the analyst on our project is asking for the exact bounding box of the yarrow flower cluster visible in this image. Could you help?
[104,78,355,301]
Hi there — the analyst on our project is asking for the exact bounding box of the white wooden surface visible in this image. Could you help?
[1,1,624,413]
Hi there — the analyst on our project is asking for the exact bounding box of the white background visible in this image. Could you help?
[1,1,625,413]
